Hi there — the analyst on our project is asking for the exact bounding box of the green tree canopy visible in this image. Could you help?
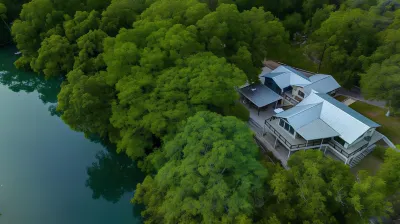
[311,9,379,87]
[361,54,400,111]
[133,111,267,223]
[31,35,74,78]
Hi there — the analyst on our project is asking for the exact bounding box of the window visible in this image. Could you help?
[298,90,305,98]
[284,122,290,131]
[279,119,295,136]
[289,126,295,135]
[334,136,346,146]
[279,119,284,127]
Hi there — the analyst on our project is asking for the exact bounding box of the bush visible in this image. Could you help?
[372,145,387,160]
[223,103,250,121]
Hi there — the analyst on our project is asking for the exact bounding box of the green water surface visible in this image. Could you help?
[0,46,144,224]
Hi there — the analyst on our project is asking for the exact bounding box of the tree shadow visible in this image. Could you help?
[85,136,145,204]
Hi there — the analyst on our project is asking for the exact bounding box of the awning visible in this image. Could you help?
[239,84,282,108]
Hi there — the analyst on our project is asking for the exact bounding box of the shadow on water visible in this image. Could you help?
[86,135,145,219]
[86,136,145,204]
[0,46,62,105]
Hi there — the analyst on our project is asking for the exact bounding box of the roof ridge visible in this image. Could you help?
[286,102,323,118]
[315,93,380,128]
[308,75,331,85]
[292,103,323,129]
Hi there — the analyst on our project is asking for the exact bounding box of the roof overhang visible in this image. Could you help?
[238,84,282,108]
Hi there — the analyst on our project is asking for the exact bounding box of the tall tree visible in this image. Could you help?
[310,9,378,87]
[133,111,268,223]
[31,35,75,78]
[360,54,400,111]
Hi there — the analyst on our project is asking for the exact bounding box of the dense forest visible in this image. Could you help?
[2,0,400,223]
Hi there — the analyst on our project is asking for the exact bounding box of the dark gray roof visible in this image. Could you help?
[315,93,380,128]
[239,84,282,108]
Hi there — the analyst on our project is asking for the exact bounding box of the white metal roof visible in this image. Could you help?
[295,91,380,144]
[304,74,341,96]
[275,103,340,140]
[297,119,340,140]
[261,65,311,89]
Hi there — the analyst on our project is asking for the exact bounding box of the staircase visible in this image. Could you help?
[349,145,375,168]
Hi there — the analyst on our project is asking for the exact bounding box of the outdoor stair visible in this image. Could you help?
[349,145,375,168]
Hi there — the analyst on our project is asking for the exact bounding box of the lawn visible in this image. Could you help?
[350,101,400,144]
[334,95,348,102]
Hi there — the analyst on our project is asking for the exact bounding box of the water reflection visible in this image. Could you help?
[0,46,62,105]
[86,137,145,204]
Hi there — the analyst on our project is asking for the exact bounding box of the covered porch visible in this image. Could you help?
[238,84,282,117]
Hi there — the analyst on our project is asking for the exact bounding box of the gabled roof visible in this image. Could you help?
[261,65,310,90]
[238,84,282,108]
[286,91,381,144]
[304,74,341,96]
[275,103,340,140]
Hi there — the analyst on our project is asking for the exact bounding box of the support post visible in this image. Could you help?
[287,150,291,158]
[324,146,327,155]
[344,158,348,165]
[275,100,278,109]
[263,124,265,135]
[258,107,260,116]
[274,136,278,149]
[319,139,323,150]
[305,140,308,150]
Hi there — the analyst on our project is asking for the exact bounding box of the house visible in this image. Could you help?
[264,90,383,167]
[238,64,383,167]
[261,65,340,106]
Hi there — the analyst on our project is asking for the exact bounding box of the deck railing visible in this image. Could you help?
[264,117,369,158]
[283,93,299,105]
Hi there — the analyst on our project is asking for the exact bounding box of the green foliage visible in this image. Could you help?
[361,54,400,111]
[222,103,250,121]
[133,111,268,223]
[261,150,394,223]
[64,10,101,41]
[283,13,304,36]
[100,0,146,36]
[377,148,400,195]
[312,9,379,87]
[268,150,354,223]
[0,3,6,19]
[371,145,387,160]
[349,170,392,221]
[31,35,74,78]
[57,69,115,136]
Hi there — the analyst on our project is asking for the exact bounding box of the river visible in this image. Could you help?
[0,46,144,224]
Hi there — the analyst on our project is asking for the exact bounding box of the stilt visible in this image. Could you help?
[287,150,291,158]
[319,139,324,149]
[344,158,348,165]
[274,136,278,149]
[324,146,327,155]
[258,107,260,116]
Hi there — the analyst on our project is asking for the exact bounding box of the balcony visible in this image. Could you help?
[283,92,300,105]
[264,117,384,160]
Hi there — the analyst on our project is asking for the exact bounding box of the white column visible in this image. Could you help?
[319,139,324,149]
[324,146,327,155]
[274,136,278,148]
[287,150,291,158]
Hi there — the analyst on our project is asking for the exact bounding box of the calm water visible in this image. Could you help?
[0,46,144,224]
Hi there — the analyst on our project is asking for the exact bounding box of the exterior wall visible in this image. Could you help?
[292,86,305,100]
[278,118,296,139]
[264,77,281,95]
